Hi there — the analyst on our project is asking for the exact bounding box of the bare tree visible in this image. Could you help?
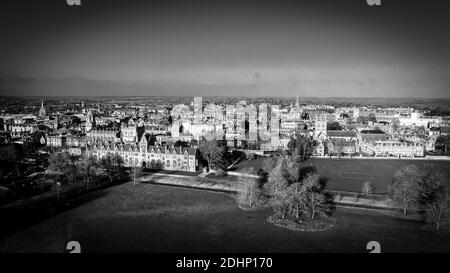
[389,165,423,215]
[299,174,328,219]
[198,138,225,172]
[101,154,124,183]
[263,160,291,218]
[67,154,81,184]
[264,163,289,198]
[131,162,142,187]
[287,182,302,218]
[422,172,446,203]
[79,155,98,190]
[270,186,290,219]
[362,181,374,198]
[425,187,449,231]
[332,139,345,159]
[46,152,70,199]
[237,175,260,208]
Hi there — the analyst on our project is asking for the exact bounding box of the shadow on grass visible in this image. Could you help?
[0,176,130,237]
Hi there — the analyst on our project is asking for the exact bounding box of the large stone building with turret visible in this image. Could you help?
[90,134,199,172]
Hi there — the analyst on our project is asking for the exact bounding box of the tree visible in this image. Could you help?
[421,172,449,231]
[421,172,447,203]
[131,162,142,187]
[264,163,291,219]
[67,154,81,184]
[46,152,70,183]
[425,186,448,231]
[198,138,225,172]
[46,152,70,199]
[298,174,329,219]
[368,113,377,123]
[287,182,303,218]
[237,175,261,208]
[264,161,289,198]
[79,155,98,190]
[331,139,345,159]
[391,118,400,131]
[101,154,124,183]
[362,181,374,198]
[357,116,369,124]
[389,165,423,214]
[436,135,450,154]
[287,131,313,162]
[271,187,291,219]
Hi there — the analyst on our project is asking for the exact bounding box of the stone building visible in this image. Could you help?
[90,135,199,172]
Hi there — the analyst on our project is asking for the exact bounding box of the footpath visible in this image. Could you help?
[138,172,395,210]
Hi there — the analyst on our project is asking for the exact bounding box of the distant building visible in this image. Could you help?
[86,129,120,144]
[47,134,66,148]
[90,136,199,172]
[193,97,203,125]
[121,119,140,143]
[85,109,96,132]
[314,119,327,141]
[270,105,280,149]
[247,104,258,142]
[327,130,357,142]
[361,140,424,157]
[68,147,83,156]
[38,101,46,118]
[66,135,87,148]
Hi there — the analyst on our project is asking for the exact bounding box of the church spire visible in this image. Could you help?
[38,100,46,118]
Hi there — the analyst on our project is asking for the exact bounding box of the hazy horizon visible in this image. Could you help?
[1,0,449,98]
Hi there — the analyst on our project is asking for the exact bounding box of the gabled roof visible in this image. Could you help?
[328,130,356,138]
[361,133,388,142]
[90,140,197,155]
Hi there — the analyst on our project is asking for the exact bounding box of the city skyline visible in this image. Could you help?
[1,0,450,98]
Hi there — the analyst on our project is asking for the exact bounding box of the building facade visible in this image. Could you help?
[90,136,199,172]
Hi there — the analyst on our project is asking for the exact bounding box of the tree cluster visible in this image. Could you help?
[389,165,449,231]
[261,156,330,220]
[46,152,101,193]
[286,131,313,163]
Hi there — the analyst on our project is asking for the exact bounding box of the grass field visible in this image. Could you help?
[234,157,450,194]
[1,183,449,253]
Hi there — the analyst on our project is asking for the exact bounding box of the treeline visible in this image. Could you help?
[46,152,127,197]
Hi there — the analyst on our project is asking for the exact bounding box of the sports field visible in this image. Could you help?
[1,183,449,252]
[234,157,450,194]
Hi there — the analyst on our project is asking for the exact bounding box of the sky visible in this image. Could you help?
[0,0,449,98]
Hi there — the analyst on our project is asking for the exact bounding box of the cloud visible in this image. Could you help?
[1,63,449,98]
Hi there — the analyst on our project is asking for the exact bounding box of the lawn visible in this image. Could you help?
[0,183,449,253]
[233,157,450,194]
